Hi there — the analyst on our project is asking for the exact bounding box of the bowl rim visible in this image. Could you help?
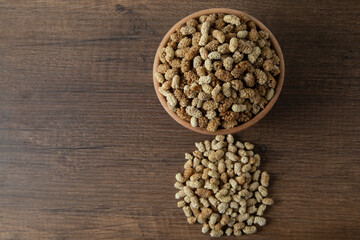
[153,8,285,135]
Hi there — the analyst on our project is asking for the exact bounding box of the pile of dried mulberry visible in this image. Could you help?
[156,13,280,131]
[174,134,274,237]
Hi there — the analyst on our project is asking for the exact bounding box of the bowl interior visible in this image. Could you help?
[153,8,285,135]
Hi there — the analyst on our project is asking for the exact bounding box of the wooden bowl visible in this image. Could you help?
[153,8,285,135]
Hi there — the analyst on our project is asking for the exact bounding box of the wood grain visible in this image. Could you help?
[0,0,359,239]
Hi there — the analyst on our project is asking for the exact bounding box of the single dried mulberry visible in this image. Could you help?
[155,72,165,83]
[232,104,247,112]
[223,15,241,26]
[169,58,181,69]
[178,37,192,49]
[205,40,219,51]
[238,40,253,54]
[201,21,211,35]
[198,75,211,85]
[243,72,255,87]
[229,37,238,52]
[157,63,170,74]
[176,107,191,121]
[190,117,198,127]
[185,46,200,60]
[248,28,259,42]
[196,66,207,77]
[199,47,208,60]
[215,69,233,82]
[198,34,208,46]
[232,51,244,63]
[184,70,199,84]
[240,88,256,99]
[180,59,191,73]
[172,75,180,89]
[180,26,196,35]
[208,51,221,60]
[198,116,208,128]
[170,31,183,43]
[223,57,234,71]
[217,43,231,54]
[254,69,267,85]
[222,82,231,97]
[186,106,202,118]
[202,100,218,111]
[237,30,248,38]
[265,88,275,101]
[207,117,221,131]
[248,46,261,64]
[212,30,225,43]
[231,61,250,78]
[220,111,238,122]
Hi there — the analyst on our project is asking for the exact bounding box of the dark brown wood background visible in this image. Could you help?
[0,0,359,239]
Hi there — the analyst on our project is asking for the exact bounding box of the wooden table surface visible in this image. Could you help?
[0,1,359,239]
